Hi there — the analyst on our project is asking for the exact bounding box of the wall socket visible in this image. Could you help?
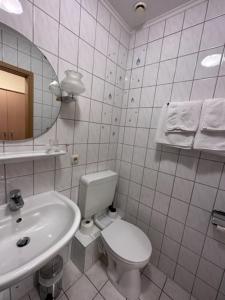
[71,154,79,165]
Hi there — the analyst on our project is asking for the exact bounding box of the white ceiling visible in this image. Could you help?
[108,0,192,29]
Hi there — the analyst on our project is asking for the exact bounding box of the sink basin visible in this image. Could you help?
[0,191,81,291]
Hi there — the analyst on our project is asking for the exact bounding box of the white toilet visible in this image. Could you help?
[78,170,152,300]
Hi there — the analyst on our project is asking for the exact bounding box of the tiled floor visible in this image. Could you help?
[22,260,196,300]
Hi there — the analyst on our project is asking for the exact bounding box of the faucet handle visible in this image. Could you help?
[10,189,21,200]
[8,189,24,211]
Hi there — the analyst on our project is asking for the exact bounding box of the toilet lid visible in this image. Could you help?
[101,219,152,263]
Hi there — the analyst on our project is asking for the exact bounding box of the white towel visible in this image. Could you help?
[194,101,225,151]
[200,98,225,132]
[194,130,225,151]
[166,101,202,132]
[156,104,194,149]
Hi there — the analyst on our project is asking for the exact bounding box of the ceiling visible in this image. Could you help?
[108,0,192,29]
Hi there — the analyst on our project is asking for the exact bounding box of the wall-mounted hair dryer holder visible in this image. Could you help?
[211,210,225,229]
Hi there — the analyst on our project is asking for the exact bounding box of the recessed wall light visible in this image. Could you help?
[0,0,23,14]
[134,1,147,13]
[201,54,224,68]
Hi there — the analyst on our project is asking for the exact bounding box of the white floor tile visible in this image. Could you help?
[85,260,108,290]
[65,275,98,300]
[27,288,41,300]
[143,263,167,288]
[93,293,104,300]
[140,275,161,300]
[100,281,125,300]
[163,278,190,300]
[160,293,172,300]
[62,261,82,291]
[18,259,197,300]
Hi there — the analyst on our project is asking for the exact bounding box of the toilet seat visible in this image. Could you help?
[101,219,152,265]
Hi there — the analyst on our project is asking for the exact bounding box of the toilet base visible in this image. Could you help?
[106,255,141,300]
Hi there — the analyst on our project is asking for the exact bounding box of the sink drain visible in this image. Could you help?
[16,237,30,248]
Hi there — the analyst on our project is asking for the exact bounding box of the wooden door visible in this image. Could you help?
[0,62,33,140]
[6,91,27,140]
[0,89,8,140]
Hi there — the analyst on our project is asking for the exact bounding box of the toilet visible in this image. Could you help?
[78,170,152,300]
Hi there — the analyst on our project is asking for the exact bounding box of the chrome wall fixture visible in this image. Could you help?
[211,210,225,228]
[49,70,85,102]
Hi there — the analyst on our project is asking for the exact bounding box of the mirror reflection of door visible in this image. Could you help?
[0,62,33,140]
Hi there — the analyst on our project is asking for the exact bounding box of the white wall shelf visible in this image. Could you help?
[0,150,66,164]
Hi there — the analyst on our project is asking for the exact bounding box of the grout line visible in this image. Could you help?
[188,1,209,99]
[156,7,185,262]
[117,27,137,219]
[155,10,185,278]
[193,164,225,298]
[125,25,152,225]
[100,6,116,171]
[142,20,167,251]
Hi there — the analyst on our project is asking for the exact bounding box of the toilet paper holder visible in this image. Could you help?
[211,210,225,228]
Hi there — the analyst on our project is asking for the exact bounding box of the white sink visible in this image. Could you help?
[0,191,81,291]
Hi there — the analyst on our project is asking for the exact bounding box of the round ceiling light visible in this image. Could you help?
[134,1,147,13]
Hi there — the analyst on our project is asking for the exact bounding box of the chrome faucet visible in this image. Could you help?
[8,189,24,211]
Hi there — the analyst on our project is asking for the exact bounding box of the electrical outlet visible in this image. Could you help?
[71,154,79,165]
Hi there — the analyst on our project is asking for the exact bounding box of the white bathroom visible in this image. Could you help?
[0,0,225,299]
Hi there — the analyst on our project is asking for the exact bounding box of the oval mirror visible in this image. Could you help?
[0,22,61,141]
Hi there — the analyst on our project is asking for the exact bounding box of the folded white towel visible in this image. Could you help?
[194,130,225,151]
[156,104,194,149]
[200,98,225,132]
[194,100,225,151]
[166,101,202,132]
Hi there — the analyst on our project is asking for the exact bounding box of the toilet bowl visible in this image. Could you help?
[78,171,152,299]
[101,219,152,300]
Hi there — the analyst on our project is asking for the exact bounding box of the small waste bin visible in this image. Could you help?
[38,255,63,300]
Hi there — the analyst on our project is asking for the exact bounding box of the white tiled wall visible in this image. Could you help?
[1,0,225,300]
[0,0,129,206]
[116,0,225,299]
